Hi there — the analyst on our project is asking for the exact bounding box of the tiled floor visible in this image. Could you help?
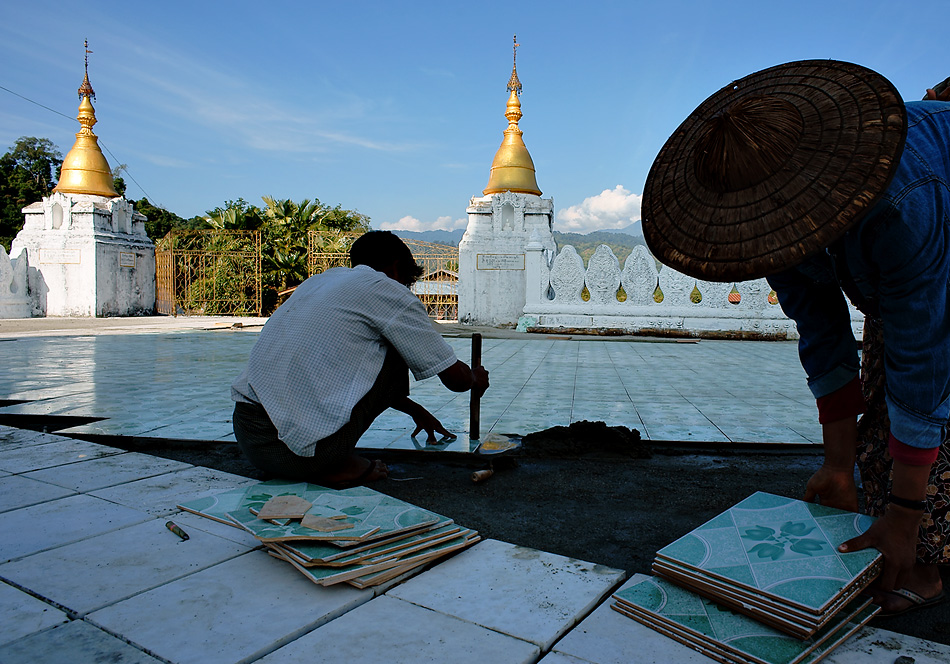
[0,319,946,662]
[1,426,946,663]
[0,329,822,452]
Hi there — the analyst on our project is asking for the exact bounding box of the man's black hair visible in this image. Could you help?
[349,230,424,284]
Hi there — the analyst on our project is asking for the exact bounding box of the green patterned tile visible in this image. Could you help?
[278,522,464,566]
[273,532,478,586]
[656,492,880,614]
[227,505,381,542]
[176,480,377,526]
[614,574,877,664]
[179,480,443,546]
[651,557,872,637]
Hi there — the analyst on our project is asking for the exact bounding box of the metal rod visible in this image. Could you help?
[470,333,482,440]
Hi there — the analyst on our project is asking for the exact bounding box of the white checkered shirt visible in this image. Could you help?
[232,265,457,455]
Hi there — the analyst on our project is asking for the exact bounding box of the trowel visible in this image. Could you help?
[471,432,522,482]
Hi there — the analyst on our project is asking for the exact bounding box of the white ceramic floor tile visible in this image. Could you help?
[143,421,235,440]
[538,653,598,664]
[257,595,540,664]
[714,425,811,445]
[87,551,371,664]
[640,424,729,443]
[22,452,192,493]
[0,475,75,514]
[551,575,713,664]
[169,510,263,548]
[0,426,73,450]
[0,619,164,663]
[822,626,950,663]
[387,539,625,650]
[0,439,125,474]
[89,466,257,516]
[0,581,69,647]
[0,494,151,563]
[353,427,404,449]
[0,517,251,616]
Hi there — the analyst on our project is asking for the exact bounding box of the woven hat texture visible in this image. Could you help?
[641,59,906,282]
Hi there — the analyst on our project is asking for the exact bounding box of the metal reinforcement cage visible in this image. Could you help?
[155,230,262,316]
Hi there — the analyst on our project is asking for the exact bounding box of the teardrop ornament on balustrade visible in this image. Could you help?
[690,283,703,304]
[653,282,664,303]
[728,284,741,305]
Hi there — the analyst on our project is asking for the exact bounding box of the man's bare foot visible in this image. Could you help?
[319,455,388,488]
[874,563,945,616]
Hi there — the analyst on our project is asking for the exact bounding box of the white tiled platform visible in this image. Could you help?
[1,424,947,663]
[0,319,944,662]
[0,326,823,449]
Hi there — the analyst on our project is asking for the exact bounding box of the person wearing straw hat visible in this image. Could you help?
[641,61,950,616]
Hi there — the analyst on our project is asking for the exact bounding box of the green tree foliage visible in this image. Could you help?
[191,196,370,313]
[258,196,371,301]
[0,137,63,251]
[111,164,128,197]
[204,198,263,231]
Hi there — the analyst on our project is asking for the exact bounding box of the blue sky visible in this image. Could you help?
[1,1,944,235]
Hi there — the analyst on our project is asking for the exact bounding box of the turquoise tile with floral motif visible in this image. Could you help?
[177,480,444,544]
[613,574,878,664]
[176,480,377,525]
[656,492,880,613]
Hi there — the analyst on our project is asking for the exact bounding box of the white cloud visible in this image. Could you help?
[379,215,468,232]
[101,33,422,156]
[557,185,642,233]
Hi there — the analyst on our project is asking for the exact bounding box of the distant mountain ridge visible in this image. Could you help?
[390,229,467,246]
[390,222,643,248]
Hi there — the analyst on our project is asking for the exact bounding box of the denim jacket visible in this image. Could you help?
[767,101,950,451]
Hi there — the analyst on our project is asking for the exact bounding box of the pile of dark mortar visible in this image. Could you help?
[518,420,651,459]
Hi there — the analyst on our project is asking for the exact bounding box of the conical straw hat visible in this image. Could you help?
[641,59,906,282]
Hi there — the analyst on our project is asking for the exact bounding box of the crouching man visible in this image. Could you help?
[231,230,488,487]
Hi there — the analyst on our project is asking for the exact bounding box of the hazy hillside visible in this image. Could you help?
[553,229,646,264]
[392,229,466,247]
[392,224,647,264]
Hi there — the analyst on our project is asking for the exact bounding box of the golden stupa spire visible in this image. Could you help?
[53,40,119,198]
[483,35,542,196]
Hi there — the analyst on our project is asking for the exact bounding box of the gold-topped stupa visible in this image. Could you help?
[53,41,119,198]
[483,35,542,196]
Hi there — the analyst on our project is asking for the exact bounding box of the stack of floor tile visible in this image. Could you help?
[611,492,883,664]
[177,479,479,589]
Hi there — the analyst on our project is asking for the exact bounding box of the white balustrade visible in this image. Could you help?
[521,243,864,340]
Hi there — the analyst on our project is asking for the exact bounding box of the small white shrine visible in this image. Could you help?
[9,47,155,317]
[0,246,32,318]
[458,37,556,327]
